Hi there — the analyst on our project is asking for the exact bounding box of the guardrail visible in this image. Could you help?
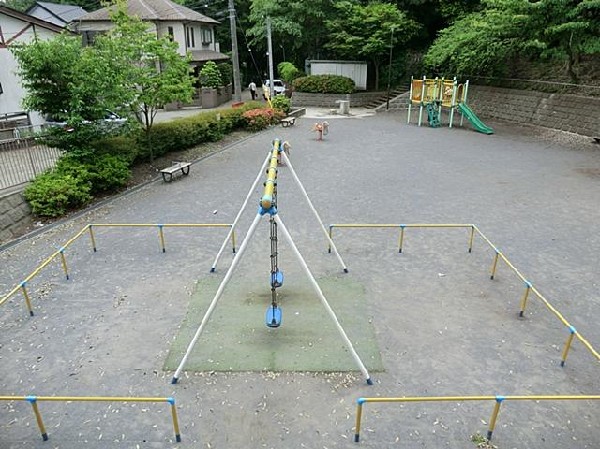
[0,128,62,190]
[327,223,600,366]
[354,394,600,443]
[0,395,181,442]
[0,223,235,316]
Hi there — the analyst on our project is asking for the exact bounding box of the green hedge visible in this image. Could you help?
[139,101,265,160]
[293,74,355,94]
[26,101,273,217]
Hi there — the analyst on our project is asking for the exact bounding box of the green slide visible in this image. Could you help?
[457,103,494,134]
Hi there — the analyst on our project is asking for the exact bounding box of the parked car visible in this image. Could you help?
[262,79,286,98]
[44,110,127,131]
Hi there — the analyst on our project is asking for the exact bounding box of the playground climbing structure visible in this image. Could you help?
[407,76,494,134]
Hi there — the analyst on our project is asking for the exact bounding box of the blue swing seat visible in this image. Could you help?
[266,306,282,328]
[270,270,284,288]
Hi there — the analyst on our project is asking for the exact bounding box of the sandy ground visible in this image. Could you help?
[1,111,599,449]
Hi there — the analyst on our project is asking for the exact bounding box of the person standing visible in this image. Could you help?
[248,81,257,100]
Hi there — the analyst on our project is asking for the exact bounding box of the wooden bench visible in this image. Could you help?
[281,116,296,127]
[161,161,191,182]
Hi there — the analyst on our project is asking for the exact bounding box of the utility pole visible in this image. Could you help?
[266,16,274,99]
[228,0,242,102]
[386,26,395,111]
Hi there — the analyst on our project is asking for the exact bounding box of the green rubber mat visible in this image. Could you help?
[164,275,383,373]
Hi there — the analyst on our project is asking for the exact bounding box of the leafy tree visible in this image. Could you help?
[277,61,302,83]
[530,0,600,82]
[247,0,336,68]
[325,1,421,89]
[423,1,535,77]
[98,4,195,143]
[424,0,599,82]
[11,33,129,125]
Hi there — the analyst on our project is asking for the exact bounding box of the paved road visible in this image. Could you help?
[1,113,598,448]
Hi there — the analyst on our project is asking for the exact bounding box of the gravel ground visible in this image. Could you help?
[1,113,599,449]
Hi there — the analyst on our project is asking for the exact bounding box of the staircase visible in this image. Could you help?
[364,89,405,109]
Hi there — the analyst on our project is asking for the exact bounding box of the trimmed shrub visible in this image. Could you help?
[293,74,355,94]
[199,61,223,88]
[24,170,92,217]
[242,108,284,132]
[270,95,292,114]
[217,62,233,86]
[91,136,140,164]
[55,153,131,193]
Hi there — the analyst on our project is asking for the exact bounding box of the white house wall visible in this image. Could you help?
[156,21,186,56]
[0,14,59,126]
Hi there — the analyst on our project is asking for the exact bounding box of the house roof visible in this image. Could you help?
[0,5,66,34]
[78,0,219,24]
[26,2,87,26]
[189,50,229,63]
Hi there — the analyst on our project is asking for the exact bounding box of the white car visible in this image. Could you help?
[45,110,127,131]
[263,79,286,97]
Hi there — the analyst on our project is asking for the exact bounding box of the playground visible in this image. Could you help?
[1,111,599,448]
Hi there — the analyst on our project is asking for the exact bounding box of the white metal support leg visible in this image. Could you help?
[210,153,271,272]
[281,152,348,273]
[172,212,264,384]
[274,214,372,384]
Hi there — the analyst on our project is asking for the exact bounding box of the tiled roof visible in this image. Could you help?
[31,2,88,23]
[188,50,229,62]
[78,0,218,23]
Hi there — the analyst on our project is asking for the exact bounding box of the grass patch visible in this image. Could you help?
[164,275,383,373]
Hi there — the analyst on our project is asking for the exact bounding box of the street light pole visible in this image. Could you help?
[266,17,275,99]
[228,0,242,102]
[386,26,395,111]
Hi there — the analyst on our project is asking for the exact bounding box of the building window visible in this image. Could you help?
[167,26,174,41]
[185,26,195,48]
[201,27,212,44]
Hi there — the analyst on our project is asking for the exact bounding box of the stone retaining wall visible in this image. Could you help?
[467,86,600,137]
[0,189,32,245]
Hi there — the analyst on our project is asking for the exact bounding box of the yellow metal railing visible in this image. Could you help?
[0,395,181,442]
[328,223,474,254]
[0,223,235,316]
[354,394,600,443]
[327,223,600,366]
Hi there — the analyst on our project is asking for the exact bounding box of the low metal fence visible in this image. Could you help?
[0,126,62,191]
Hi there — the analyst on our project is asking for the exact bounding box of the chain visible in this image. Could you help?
[269,177,279,308]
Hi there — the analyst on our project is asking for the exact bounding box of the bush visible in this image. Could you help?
[24,170,92,217]
[91,136,140,164]
[293,74,355,94]
[270,95,292,114]
[242,108,284,132]
[277,62,303,83]
[217,62,233,85]
[199,61,223,88]
[55,153,131,193]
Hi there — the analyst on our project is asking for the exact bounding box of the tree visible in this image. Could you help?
[325,1,421,90]
[424,0,599,82]
[11,33,129,125]
[530,0,600,82]
[98,6,195,137]
[246,0,336,68]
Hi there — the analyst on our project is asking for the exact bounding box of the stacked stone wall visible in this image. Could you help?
[467,86,599,137]
[0,189,32,245]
